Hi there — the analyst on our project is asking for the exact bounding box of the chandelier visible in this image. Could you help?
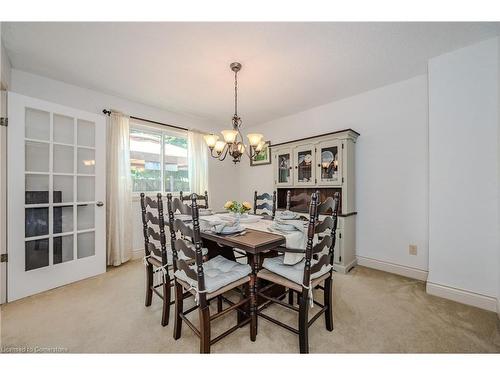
[204,62,265,163]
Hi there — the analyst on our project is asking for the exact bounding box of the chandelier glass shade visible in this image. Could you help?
[204,62,266,163]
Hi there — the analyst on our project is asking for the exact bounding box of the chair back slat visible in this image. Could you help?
[144,196,158,209]
[166,193,209,307]
[314,216,334,234]
[139,193,169,267]
[146,211,160,225]
[175,238,197,259]
[256,192,272,200]
[309,253,330,274]
[147,242,162,258]
[174,218,194,238]
[255,202,274,211]
[253,190,276,218]
[301,191,340,289]
[179,191,209,209]
[312,236,332,255]
[147,227,161,242]
[176,259,198,282]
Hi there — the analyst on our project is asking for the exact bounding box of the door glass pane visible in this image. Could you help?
[53,235,74,264]
[25,174,49,204]
[319,145,339,182]
[130,129,161,192]
[25,207,49,237]
[25,108,50,141]
[53,175,73,203]
[53,206,73,234]
[77,231,95,259]
[297,149,313,183]
[77,205,94,230]
[164,134,189,192]
[77,119,95,147]
[77,148,95,174]
[77,176,95,202]
[26,141,49,172]
[53,144,74,173]
[53,114,74,144]
[278,153,291,184]
[25,238,49,271]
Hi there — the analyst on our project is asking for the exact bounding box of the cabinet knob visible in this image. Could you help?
[96,201,104,207]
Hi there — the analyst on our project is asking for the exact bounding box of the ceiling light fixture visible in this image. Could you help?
[204,62,266,163]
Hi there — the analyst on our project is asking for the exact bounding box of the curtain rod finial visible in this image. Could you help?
[103,109,112,116]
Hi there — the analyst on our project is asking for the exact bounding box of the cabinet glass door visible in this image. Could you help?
[275,148,293,186]
[316,140,342,186]
[294,144,315,186]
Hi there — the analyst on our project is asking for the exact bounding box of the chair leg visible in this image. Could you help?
[217,295,223,313]
[199,306,211,354]
[250,276,257,341]
[173,282,184,340]
[161,277,171,326]
[288,289,294,305]
[324,276,334,331]
[145,264,153,307]
[298,293,309,354]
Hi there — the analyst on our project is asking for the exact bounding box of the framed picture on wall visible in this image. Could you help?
[250,141,272,166]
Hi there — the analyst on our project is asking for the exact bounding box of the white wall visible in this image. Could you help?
[237,75,429,272]
[1,26,12,89]
[428,39,499,301]
[9,69,237,254]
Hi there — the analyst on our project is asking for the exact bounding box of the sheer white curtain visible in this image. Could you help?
[188,130,209,195]
[106,113,133,266]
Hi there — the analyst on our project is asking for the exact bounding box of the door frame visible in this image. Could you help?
[0,88,7,304]
[7,92,106,301]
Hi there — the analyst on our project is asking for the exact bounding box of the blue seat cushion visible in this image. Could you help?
[261,255,332,285]
[174,255,251,293]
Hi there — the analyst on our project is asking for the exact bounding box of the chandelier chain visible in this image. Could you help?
[234,70,238,118]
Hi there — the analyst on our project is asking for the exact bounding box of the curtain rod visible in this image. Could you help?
[102,109,189,132]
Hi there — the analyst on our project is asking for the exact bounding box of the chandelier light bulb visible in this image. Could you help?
[203,134,219,148]
[214,140,226,153]
[247,133,263,147]
[221,129,238,143]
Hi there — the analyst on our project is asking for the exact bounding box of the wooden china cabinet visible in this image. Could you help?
[271,129,359,273]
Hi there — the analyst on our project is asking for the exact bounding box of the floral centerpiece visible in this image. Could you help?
[224,200,252,217]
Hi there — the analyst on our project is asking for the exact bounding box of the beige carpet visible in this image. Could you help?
[1,260,499,353]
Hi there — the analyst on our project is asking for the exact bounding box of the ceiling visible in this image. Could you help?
[3,22,500,126]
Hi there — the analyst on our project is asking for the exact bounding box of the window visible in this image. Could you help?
[129,122,189,193]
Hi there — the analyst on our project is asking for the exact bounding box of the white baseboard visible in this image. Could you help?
[356,256,428,281]
[333,258,357,274]
[426,282,498,313]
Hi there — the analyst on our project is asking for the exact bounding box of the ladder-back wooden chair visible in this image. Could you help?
[140,193,173,326]
[256,192,340,353]
[179,190,209,209]
[253,191,276,218]
[167,194,255,353]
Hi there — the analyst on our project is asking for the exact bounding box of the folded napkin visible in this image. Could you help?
[273,219,307,232]
[276,210,298,219]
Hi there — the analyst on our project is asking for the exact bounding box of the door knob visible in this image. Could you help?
[96,201,104,207]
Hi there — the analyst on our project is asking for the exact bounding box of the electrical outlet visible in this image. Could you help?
[409,244,417,256]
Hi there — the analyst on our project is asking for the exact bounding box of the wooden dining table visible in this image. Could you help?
[199,223,286,339]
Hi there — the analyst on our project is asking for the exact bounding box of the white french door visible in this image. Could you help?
[7,92,106,301]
